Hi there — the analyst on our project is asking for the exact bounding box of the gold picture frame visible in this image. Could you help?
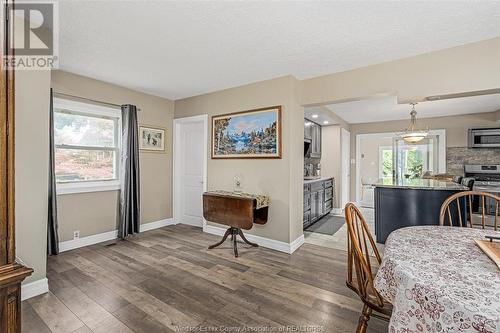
[211,105,282,159]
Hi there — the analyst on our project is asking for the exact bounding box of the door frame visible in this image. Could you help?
[355,129,446,203]
[340,128,351,209]
[173,114,208,228]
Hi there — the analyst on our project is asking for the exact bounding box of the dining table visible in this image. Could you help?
[374,226,500,333]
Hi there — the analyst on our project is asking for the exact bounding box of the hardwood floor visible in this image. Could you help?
[22,224,388,333]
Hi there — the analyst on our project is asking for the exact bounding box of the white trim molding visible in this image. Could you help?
[139,219,176,232]
[289,234,305,254]
[21,278,49,301]
[203,224,304,254]
[58,218,176,252]
[57,180,120,195]
[173,114,208,228]
[331,208,343,215]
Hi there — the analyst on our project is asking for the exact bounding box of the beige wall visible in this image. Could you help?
[358,136,393,185]
[301,37,500,106]
[51,71,174,242]
[298,38,500,202]
[15,70,51,284]
[175,76,304,243]
[349,112,500,199]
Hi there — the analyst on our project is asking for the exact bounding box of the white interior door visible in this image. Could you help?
[341,128,351,208]
[174,116,207,227]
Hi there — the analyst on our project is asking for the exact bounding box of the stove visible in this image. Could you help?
[464,165,500,192]
[464,164,500,215]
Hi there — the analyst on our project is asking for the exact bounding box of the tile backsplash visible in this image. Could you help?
[447,147,500,175]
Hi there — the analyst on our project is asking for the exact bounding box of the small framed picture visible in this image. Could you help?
[139,125,166,152]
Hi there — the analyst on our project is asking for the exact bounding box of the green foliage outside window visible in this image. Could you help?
[381,148,425,179]
[382,150,392,178]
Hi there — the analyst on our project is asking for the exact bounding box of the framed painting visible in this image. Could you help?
[212,105,282,159]
[139,125,166,152]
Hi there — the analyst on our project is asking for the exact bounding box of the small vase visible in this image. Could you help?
[234,174,243,192]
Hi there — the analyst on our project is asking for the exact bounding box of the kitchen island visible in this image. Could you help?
[373,178,469,243]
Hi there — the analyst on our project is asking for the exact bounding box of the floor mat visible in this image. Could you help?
[305,215,345,235]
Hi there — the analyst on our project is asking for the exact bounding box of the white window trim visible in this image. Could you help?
[53,97,122,195]
[57,180,121,195]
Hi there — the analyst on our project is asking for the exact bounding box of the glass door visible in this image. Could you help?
[392,135,439,179]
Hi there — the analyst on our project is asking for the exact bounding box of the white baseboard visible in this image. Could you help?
[331,208,343,215]
[203,224,304,254]
[140,218,176,232]
[59,218,176,253]
[59,229,118,252]
[21,278,48,301]
[289,234,305,253]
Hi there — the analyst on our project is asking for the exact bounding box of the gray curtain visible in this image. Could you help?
[118,104,140,238]
[47,89,59,255]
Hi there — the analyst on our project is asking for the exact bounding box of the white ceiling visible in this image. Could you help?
[304,107,338,126]
[326,93,500,124]
[58,1,500,100]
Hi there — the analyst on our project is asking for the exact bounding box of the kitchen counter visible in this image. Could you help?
[304,177,333,184]
[372,178,469,191]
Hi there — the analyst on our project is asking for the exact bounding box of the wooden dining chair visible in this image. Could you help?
[439,191,499,231]
[344,203,392,333]
[452,175,463,184]
[461,177,475,190]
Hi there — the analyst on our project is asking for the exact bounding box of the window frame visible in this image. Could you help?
[53,98,122,195]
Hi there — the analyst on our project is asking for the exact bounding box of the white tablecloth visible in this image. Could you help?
[374,226,500,333]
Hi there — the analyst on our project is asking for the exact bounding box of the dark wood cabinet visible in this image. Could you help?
[1,1,34,330]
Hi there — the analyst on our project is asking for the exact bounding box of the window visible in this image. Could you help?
[53,98,121,194]
[378,146,393,180]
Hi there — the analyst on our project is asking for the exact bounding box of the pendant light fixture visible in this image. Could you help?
[399,103,428,144]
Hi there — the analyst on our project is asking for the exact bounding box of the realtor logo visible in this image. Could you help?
[3,1,58,69]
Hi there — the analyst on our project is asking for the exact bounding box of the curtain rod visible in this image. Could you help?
[53,91,141,111]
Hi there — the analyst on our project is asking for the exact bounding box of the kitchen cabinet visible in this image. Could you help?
[303,178,334,229]
[310,123,321,158]
[304,119,321,158]
[304,120,312,141]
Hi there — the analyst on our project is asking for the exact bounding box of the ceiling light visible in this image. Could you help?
[323,121,329,125]
[311,114,319,118]
[398,103,429,144]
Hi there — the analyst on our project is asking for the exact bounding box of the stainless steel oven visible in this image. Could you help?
[468,128,500,148]
[464,165,500,216]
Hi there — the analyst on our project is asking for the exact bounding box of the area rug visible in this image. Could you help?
[305,215,345,235]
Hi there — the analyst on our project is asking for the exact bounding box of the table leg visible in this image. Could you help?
[208,227,257,257]
[237,228,258,247]
[208,227,232,249]
[232,228,239,257]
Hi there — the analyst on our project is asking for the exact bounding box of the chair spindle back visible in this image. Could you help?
[439,191,499,231]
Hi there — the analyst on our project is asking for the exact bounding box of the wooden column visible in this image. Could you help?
[0,1,34,331]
